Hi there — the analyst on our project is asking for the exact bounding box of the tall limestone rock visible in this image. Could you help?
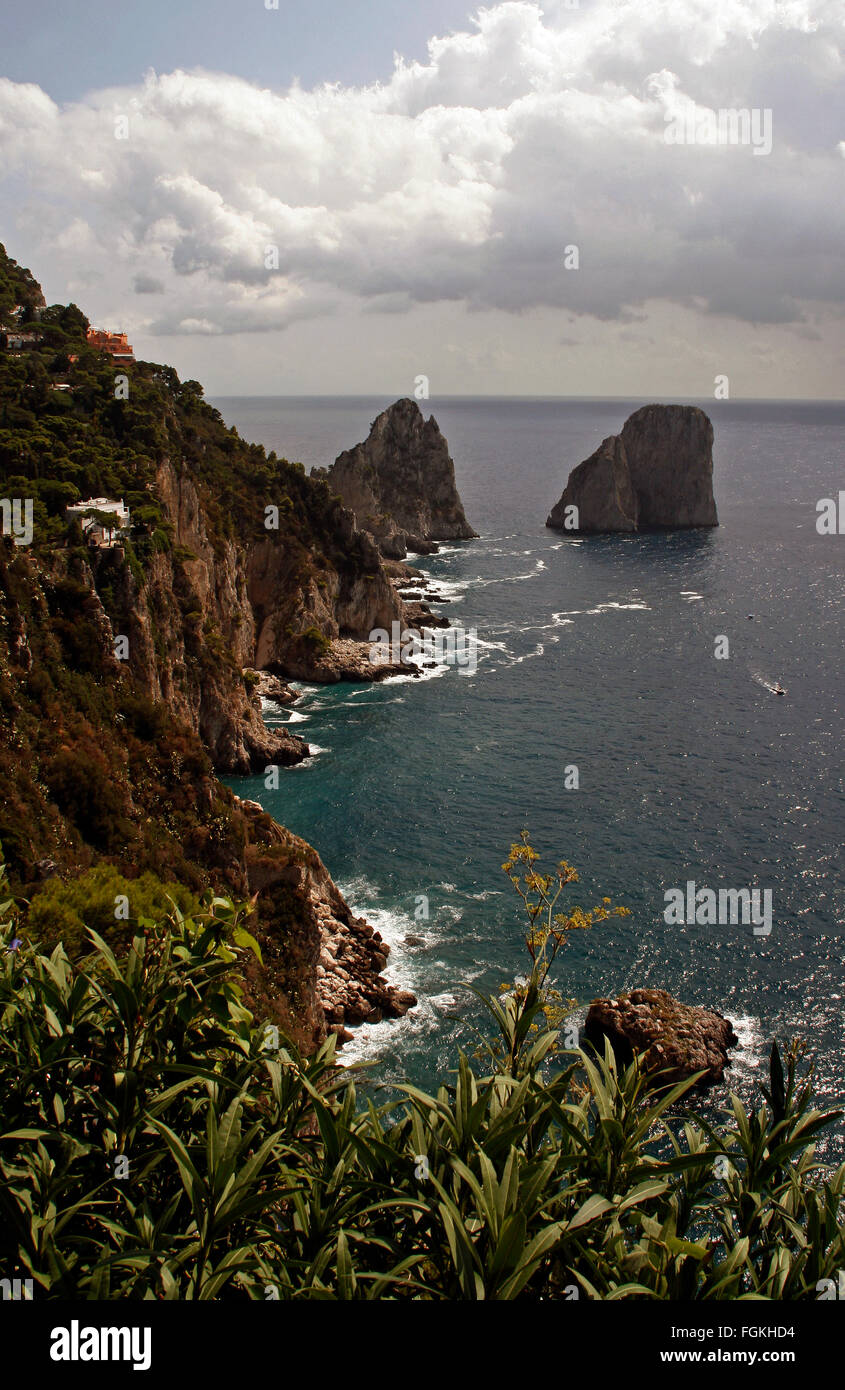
[313,398,477,559]
[547,404,718,534]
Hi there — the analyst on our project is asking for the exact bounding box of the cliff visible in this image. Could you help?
[0,243,416,1048]
[547,404,718,533]
[313,397,477,559]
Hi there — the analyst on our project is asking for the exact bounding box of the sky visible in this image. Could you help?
[0,0,843,397]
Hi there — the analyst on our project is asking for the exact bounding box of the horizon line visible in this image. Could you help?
[207,392,845,404]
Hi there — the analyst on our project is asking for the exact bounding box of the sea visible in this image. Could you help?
[216,395,845,1153]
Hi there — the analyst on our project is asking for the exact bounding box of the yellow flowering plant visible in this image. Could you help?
[481,831,631,1074]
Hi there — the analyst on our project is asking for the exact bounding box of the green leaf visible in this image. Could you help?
[567,1193,614,1231]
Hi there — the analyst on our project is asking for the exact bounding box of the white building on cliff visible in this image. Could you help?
[65,497,131,547]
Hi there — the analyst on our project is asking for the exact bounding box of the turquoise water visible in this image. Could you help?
[218,396,845,1148]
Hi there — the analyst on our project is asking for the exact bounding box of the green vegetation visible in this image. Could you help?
[493,832,630,1064]
[0,239,364,570]
[1,850,842,1301]
[2,242,841,1302]
[0,239,355,923]
[299,624,332,655]
[25,864,202,958]
[0,244,45,326]
[0,542,219,890]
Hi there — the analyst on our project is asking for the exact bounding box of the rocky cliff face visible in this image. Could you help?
[103,460,305,774]
[139,459,409,751]
[0,241,420,1051]
[246,518,404,682]
[93,464,419,1036]
[1,529,416,1051]
[547,404,718,533]
[313,398,477,559]
[234,807,416,1045]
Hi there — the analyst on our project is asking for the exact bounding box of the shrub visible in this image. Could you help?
[26,863,201,956]
[0,850,843,1301]
[119,690,169,741]
[44,747,129,851]
[299,625,331,655]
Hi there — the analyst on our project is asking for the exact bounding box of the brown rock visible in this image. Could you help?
[312,398,477,560]
[584,987,737,1085]
[547,404,718,534]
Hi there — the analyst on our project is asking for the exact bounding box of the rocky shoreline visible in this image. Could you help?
[239,558,457,1043]
[224,800,417,1044]
[228,410,480,1046]
[152,400,473,1046]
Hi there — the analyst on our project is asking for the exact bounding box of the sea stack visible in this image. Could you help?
[312,397,477,559]
[547,404,718,533]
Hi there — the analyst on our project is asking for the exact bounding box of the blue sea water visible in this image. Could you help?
[216,395,845,1148]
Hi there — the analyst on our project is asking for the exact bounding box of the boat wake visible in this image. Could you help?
[752,670,787,696]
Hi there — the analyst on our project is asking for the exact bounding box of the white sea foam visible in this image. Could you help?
[261,697,294,717]
[554,601,650,616]
[471,567,545,587]
[299,744,329,761]
[338,874,382,902]
[417,577,467,602]
[333,884,475,1067]
[338,992,443,1068]
[510,642,546,664]
[380,661,450,686]
[431,990,459,1004]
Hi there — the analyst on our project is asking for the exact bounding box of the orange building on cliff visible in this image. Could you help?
[86,328,135,362]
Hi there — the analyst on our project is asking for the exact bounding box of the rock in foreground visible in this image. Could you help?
[313,397,477,559]
[584,987,737,1085]
[547,404,718,533]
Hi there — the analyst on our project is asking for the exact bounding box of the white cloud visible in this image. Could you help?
[0,0,842,351]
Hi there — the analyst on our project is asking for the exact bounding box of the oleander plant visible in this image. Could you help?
[1,849,843,1302]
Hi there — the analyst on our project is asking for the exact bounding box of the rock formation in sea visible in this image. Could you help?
[583,988,738,1085]
[312,397,478,559]
[547,404,718,533]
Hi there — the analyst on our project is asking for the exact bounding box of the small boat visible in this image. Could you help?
[773,684,786,696]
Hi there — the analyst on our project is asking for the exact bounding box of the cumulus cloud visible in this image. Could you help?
[0,0,842,338]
